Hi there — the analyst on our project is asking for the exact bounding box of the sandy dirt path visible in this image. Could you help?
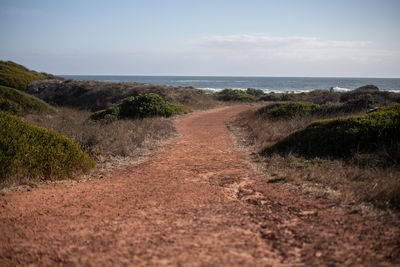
[1,105,399,266]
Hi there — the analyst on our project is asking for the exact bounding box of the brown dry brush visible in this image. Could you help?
[237,108,315,151]
[24,107,176,161]
[236,105,400,212]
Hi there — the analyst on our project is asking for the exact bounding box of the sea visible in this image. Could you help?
[61,76,400,93]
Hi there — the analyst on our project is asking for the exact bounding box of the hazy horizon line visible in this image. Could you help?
[60,74,400,79]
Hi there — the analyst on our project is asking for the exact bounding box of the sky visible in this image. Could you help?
[1,0,399,77]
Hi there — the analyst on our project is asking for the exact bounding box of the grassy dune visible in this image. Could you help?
[0,85,55,115]
[0,61,57,90]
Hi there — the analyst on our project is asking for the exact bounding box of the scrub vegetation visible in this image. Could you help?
[234,86,400,212]
[0,61,183,189]
[217,89,256,102]
[25,108,176,161]
[0,60,57,90]
[263,104,400,161]
[0,112,95,187]
[91,93,191,122]
[27,79,219,111]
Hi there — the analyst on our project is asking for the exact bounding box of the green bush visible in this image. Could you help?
[90,93,191,121]
[0,97,22,114]
[259,93,282,101]
[258,99,375,120]
[342,94,375,110]
[217,89,255,102]
[0,85,55,115]
[246,88,265,97]
[340,85,379,103]
[0,61,56,90]
[258,102,318,119]
[259,92,296,102]
[89,106,120,122]
[119,93,174,118]
[310,96,374,117]
[0,112,95,184]
[353,84,379,93]
[262,104,400,160]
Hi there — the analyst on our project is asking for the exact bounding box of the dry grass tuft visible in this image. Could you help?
[259,154,400,212]
[24,107,177,161]
[235,108,316,151]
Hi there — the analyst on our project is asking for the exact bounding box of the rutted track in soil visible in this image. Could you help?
[0,105,399,266]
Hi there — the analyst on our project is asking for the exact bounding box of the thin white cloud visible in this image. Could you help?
[191,34,390,62]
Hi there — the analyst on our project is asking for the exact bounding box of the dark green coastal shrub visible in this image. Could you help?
[0,112,95,184]
[246,88,265,97]
[0,85,55,115]
[258,102,318,119]
[340,85,379,103]
[258,97,376,120]
[259,93,282,101]
[262,104,400,160]
[312,97,373,117]
[259,92,295,102]
[353,84,379,93]
[217,89,255,102]
[295,89,341,105]
[90,93,192,121]
[342,94,375,111]
[119,93,174,118]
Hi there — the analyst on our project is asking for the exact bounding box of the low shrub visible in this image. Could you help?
[299,89,341,104]
[353,84,379,93]
[0,85,55,115]
[246,88,265,97]
[90,93,192,121]
[0,112,95,186]
[338,85,399,107]
[89,106,120,122]
[259,93,282,101]
[342,93,375,110]
[119,93,174,118]
[258,97,376,121]
[257,102,318,119]
[217,89,255,102]
[311,100,372,117]
[262,104,400,160]
[259,92,295,102]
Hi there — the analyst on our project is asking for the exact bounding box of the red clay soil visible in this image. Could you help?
[0,105,399,266]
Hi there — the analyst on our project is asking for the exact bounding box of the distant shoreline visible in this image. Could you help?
[61,75,400,93]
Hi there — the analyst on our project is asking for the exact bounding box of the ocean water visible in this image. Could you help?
[62,75,400,93]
